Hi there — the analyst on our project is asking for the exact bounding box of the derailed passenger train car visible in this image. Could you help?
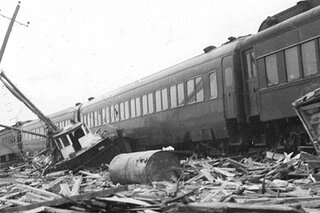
[2,0,320,155]
[239,0,320,149]
[78,0,320,152]
[79,37,248,152]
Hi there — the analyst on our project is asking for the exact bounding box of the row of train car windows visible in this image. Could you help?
[1,135,15,144]
[22,119,72,140]
[265,38,320,86]
[23,127,45,140]
[83,73,218,127]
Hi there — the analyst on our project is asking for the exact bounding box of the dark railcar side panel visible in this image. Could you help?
[260,76,320,121]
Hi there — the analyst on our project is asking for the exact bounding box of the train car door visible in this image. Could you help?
[222,55,236,118]
[244,49,259,116]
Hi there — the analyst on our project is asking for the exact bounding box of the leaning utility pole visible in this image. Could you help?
[0,2,20,63]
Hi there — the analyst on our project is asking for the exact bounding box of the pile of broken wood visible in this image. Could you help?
[1,150,320,213]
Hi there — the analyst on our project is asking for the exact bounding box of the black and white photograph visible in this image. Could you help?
[1,0,320,212]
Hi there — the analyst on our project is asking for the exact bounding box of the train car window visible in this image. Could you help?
[106,107,110,123]
[83,115,87,126]
[209,72,218,98]
[102,108,107,123]
[285,46,300,82]
[162,88,168,110]
[111,106,115,122]
[85,115,89,127]
[98,110,102,125]
[142,95,148,115]
[265,54,279,86]
[224,67,233,87]
[91,112,95,127]
[86,115,89,127]
[196,76,204,102]
[301,40,317,76]
[187,79,195,103]
[170,85,177,108]
[114,104,120,121]
[94,111,98,126]
[102,108,105,123]
[85,114,89,126]
[125,101,129,119]
[120,102,125,120]
[88,113,92,127]
[177,83,185,106]
[155,90,162,112]
[131,99,136,118]
[97,111,101,126]
[245,51,257,79]
[148,93,154,114]
[136,97,141,116]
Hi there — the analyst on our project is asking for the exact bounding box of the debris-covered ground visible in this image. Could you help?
[1,150,320,213]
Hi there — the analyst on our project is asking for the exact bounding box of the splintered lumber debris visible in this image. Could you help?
[70,177,82,196]
[2,186,128,213]
[177,202,305,213]
[2,150,320,212]
[109,150,180,184]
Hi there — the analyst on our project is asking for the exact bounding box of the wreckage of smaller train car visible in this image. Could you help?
[293,87,320,155]
[0,71,131,174]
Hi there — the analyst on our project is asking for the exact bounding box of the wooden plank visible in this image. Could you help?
[59,183,71,197]
[78,170,101,178]
[2,186,127,213]
[25,192,53,201]
[97,196,151,206]
[266,151,284,160]
[45,170,68,178]
[0,197,30,206]
[70,177,82,196]
[212,167,235,177]
[14,184,61,199]
[177,202,304,213]
[200,169,215,181]
[24,206,83,213]
[227,158,248,169]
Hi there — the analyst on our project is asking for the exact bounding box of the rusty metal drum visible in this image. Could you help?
[109,150,180,184]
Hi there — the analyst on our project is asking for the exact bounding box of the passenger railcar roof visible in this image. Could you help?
[81,37,248,109]
[21,105,79,128]
[242,5,320,48]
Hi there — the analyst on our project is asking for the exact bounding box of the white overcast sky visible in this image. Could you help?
[0,0,299,126]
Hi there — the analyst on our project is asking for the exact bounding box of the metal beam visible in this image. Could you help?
[0,123,47,138]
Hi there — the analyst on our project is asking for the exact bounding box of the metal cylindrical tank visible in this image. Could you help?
[109,150,180,184]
